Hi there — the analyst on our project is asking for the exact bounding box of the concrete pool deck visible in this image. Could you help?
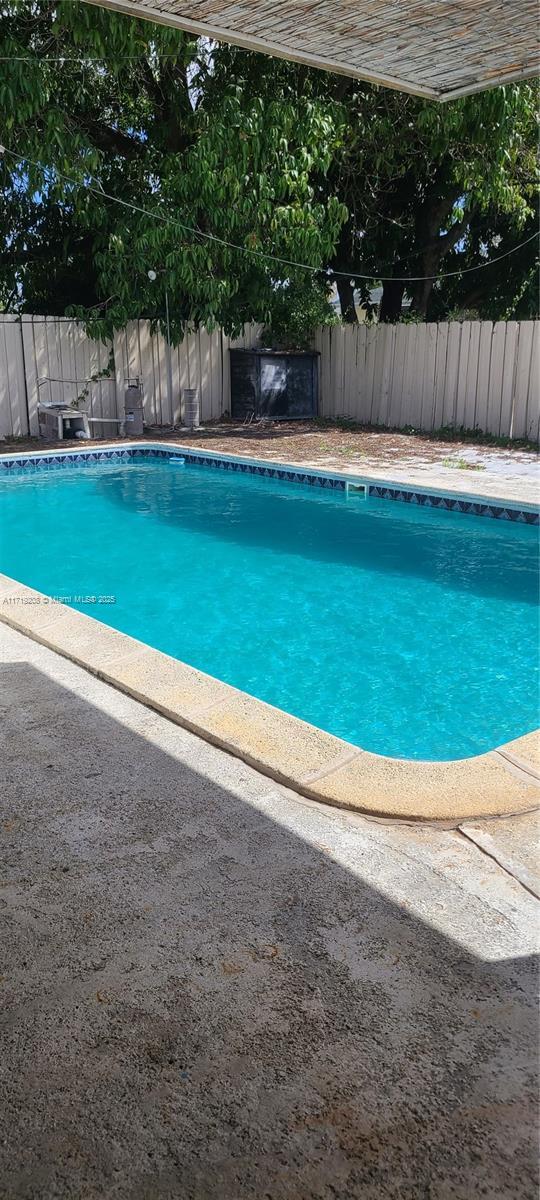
[1,621,538,1198]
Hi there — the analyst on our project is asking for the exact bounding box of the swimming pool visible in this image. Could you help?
[1,447,538,761]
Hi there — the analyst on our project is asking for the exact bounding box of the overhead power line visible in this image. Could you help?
[0,144,538,284]
[0,53,192,61]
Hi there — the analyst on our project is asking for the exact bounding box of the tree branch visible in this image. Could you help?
[73,118,144,159]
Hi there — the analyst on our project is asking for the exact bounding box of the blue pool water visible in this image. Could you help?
[1,458,538,760]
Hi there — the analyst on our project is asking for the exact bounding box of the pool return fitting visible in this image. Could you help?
[345,481,368,499]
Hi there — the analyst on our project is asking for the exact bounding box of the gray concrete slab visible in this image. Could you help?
[1,624,538,1200]
[459,811,540,899]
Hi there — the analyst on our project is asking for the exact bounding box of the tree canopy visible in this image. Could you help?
[0,0,537,337]
[0,1,346,339]
[212,46,538,323]
[325,79,539,322]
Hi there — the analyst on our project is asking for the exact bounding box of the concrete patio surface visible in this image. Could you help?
[1,623,539,1200]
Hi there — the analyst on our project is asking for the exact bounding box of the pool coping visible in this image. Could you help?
[1,442,538,822]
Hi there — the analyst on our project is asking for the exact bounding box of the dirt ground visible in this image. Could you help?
[1,417,537,467]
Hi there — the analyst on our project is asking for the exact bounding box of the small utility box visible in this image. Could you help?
[230,349,318,421]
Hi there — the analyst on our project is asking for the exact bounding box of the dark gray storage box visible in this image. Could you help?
[230,349,318,421]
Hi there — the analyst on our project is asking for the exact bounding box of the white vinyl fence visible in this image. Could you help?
[0,314,538,442]
[314,320,539,441]
[0,316,259,439]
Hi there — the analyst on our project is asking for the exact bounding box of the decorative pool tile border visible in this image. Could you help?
[0,443,537,523]
[0,448,135,471]
[160,448,347,490]
[368,483,539,525]
[0,445,347,490]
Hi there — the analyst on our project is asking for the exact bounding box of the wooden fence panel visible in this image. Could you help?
[319,319,538,440]
[512,322,535,439]
[463,322,481,430]
[0,316,27,437]
[361,325,375,422]
[319,325,332,416]
[206,330,219,423]
[387,324,408,427]
[420,323,438,431]
[14,317,117,435]
[453,320,471,431]
[441,322,461,428]
[344,323,359,417]
[20,317,40,435]
[331,325,346,417]
[378,324,396,427]
[487,322,506,439]
[474,321,494,433]
[526,324,539,443]
[0,316,537,442]
[499,322,519,438]
[403,323,422,428]
[197,328,212,422]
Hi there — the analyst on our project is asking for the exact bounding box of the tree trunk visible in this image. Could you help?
[331,217,359,324]
[409,190,466,318]
[411,270,436,319]
[379,280,406,322]
[335,275,358,323]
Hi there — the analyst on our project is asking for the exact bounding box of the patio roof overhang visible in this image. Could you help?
[86,0,538,101]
